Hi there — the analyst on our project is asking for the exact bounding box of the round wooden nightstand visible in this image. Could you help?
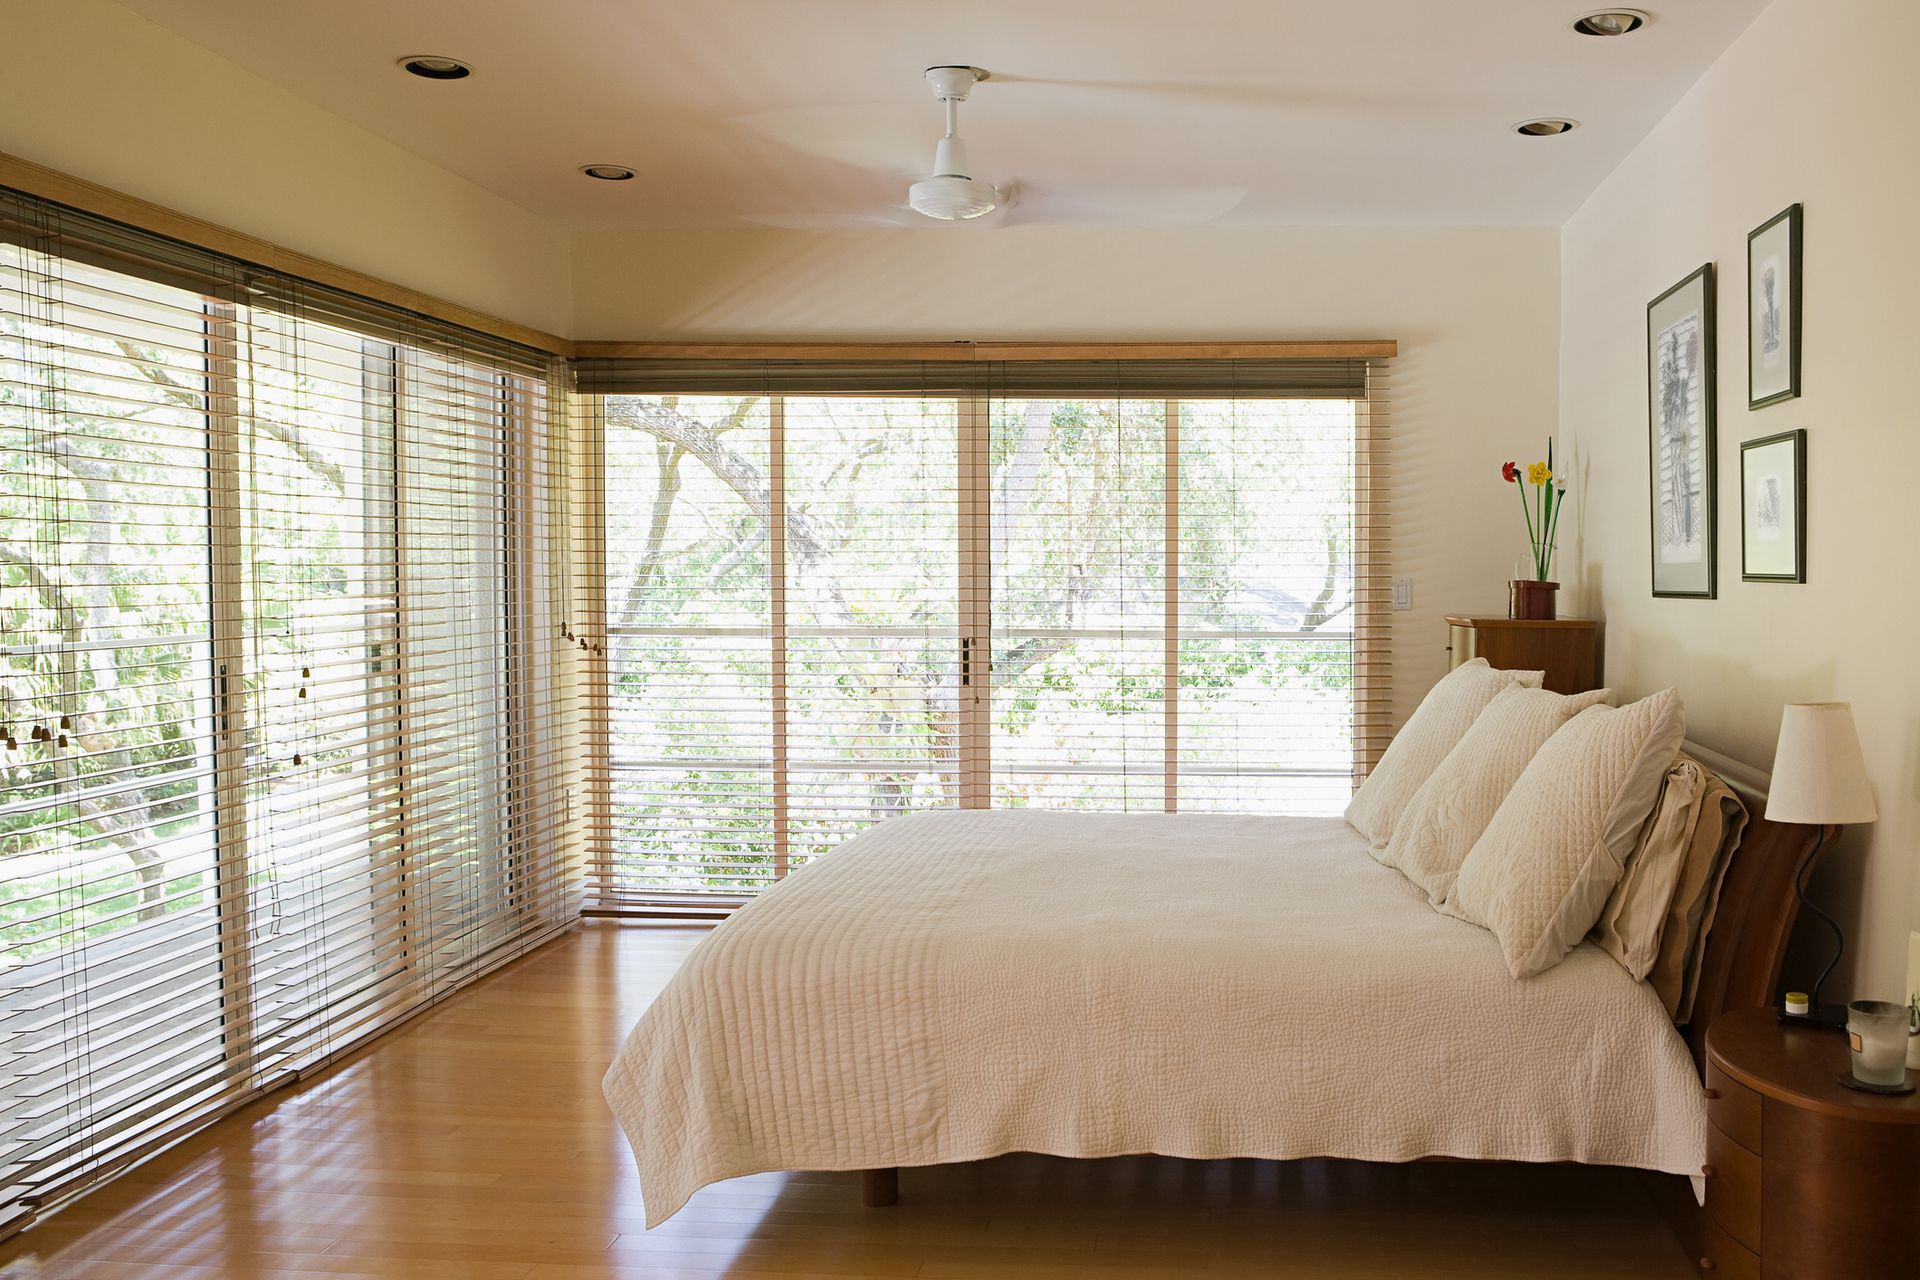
[1701,1007,1920,1279]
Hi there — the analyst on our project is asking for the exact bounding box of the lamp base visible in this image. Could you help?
[1777,1001,1848,1030]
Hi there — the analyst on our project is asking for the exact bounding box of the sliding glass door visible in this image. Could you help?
[988,397,1167,809]
[592,376,1378,905]
[602,394,776,893]
[0,192,572,1223]
[782,396,961,858]
[1175,397,1361,814]
[600,394,962,896]
[0,249,231,1199]
[229,307,398,1070]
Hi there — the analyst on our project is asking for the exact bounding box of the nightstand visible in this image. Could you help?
[1701,1007,1920,1278]
[1444,615,1599,695]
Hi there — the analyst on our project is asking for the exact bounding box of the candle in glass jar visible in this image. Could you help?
[1847,1000,1909,1087]
[1908,931,1920,1071]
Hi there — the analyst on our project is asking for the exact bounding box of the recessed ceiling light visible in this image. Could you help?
[1514,118,1579,137]
[399,55,472,80]
[580,164,637,182]
[1570,9,1649,37]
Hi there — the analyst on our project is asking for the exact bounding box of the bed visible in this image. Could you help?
[602,746,1821,1228]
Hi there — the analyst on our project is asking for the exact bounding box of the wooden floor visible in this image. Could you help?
[0,922,1699,1279]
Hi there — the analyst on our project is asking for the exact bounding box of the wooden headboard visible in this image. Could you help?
[1678,741,1829,1068]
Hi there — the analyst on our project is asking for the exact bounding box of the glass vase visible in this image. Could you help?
[1509,545,1558,620]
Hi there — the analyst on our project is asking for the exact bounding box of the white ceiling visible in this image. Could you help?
[118,0,1768,231]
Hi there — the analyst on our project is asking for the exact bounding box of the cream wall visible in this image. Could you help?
[576,225,1562,728]
[1560,0,1919,997]
[0,0,572,335]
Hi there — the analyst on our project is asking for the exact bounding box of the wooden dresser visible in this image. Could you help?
[1701,1008,1920,1278]
[1444,615,1598,695]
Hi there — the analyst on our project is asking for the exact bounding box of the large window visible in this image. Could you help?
[0,195,575,1223]
[585,363,1387,907]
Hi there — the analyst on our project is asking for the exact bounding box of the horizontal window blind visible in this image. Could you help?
[0,189,578,1223]
[781,397,962,859]
[988,395,1165,810]
[601,394,774,895]
[578,358,1388,909]
[1,232,228,1207]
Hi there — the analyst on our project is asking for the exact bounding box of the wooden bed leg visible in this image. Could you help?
[860,1167,898,1208]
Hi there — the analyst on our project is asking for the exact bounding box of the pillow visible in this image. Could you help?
[1346,659,1544,847]
[1651,764,1748,1021]
[1379,684,1612,903]
[1592,758,1705,980]
[1446,688,1686,979]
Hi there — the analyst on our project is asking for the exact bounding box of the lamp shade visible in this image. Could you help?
[1765,702,1878,825]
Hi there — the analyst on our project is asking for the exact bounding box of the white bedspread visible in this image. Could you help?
[604,810,1707,1226]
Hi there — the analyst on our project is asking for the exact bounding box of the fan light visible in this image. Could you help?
[909,175,999,220]
[909,66,999,221]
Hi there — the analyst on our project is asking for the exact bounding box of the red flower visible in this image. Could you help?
[1501,461,1519,483]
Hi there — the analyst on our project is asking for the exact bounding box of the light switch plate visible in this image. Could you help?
[1391,577,1412,611]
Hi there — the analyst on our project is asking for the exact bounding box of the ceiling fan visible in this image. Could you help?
[907,66,1003,221]
[734,66,1246,229]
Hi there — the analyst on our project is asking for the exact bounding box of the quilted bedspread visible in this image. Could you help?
[603,810,1707,1226]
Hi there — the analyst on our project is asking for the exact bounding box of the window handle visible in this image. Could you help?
[960,637,971,686]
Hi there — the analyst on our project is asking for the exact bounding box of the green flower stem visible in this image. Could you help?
[1538,438,1558,580]
[1536,482,1546,577]
[1515,477,1539,573]
[1543,487,1565,578]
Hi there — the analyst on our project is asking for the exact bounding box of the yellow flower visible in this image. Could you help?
[1526,461,1553,486]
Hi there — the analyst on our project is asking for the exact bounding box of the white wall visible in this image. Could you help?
[0,0,572,336]
[575,224,1562,728]
[1560,0,1919,997]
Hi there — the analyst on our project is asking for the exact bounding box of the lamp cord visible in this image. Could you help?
[1793,824,1845,1010]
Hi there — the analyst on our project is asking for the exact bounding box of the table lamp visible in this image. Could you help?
[1766,702,1877,1029]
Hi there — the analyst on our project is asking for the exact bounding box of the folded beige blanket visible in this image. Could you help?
[604,810,1707,1226]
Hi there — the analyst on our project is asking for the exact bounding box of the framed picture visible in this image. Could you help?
[1647,263,1717,599]
[1741,429,1806,582]
[1748,203,1802,408]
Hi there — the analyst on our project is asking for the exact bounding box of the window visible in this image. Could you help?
[581,359,1388,907]
[601,394,776,892]
[0,192,575,1222]
[1,251,229,1203]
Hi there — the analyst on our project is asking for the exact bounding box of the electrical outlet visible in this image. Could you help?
[1391,577,1413,611]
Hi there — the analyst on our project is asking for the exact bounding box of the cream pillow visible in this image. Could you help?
[1447,688,1686,979]
[1380,684,1612,904]
[1347,659,1544,847]
[1592,758,1703,980]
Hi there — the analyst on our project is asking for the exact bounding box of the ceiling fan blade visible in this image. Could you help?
[730,104,926,178]
[984,74,1304,111]
[739,204,925,230]
[994,184,1249,228]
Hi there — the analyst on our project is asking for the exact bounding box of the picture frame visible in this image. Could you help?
[1747,204,1802,408]
[1741,429,1806,582]
[1647,263,1717,599]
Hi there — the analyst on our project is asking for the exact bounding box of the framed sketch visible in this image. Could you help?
[1748,203,1802,408]
[1647,263,1717,598]
[1741,429,1805,582]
